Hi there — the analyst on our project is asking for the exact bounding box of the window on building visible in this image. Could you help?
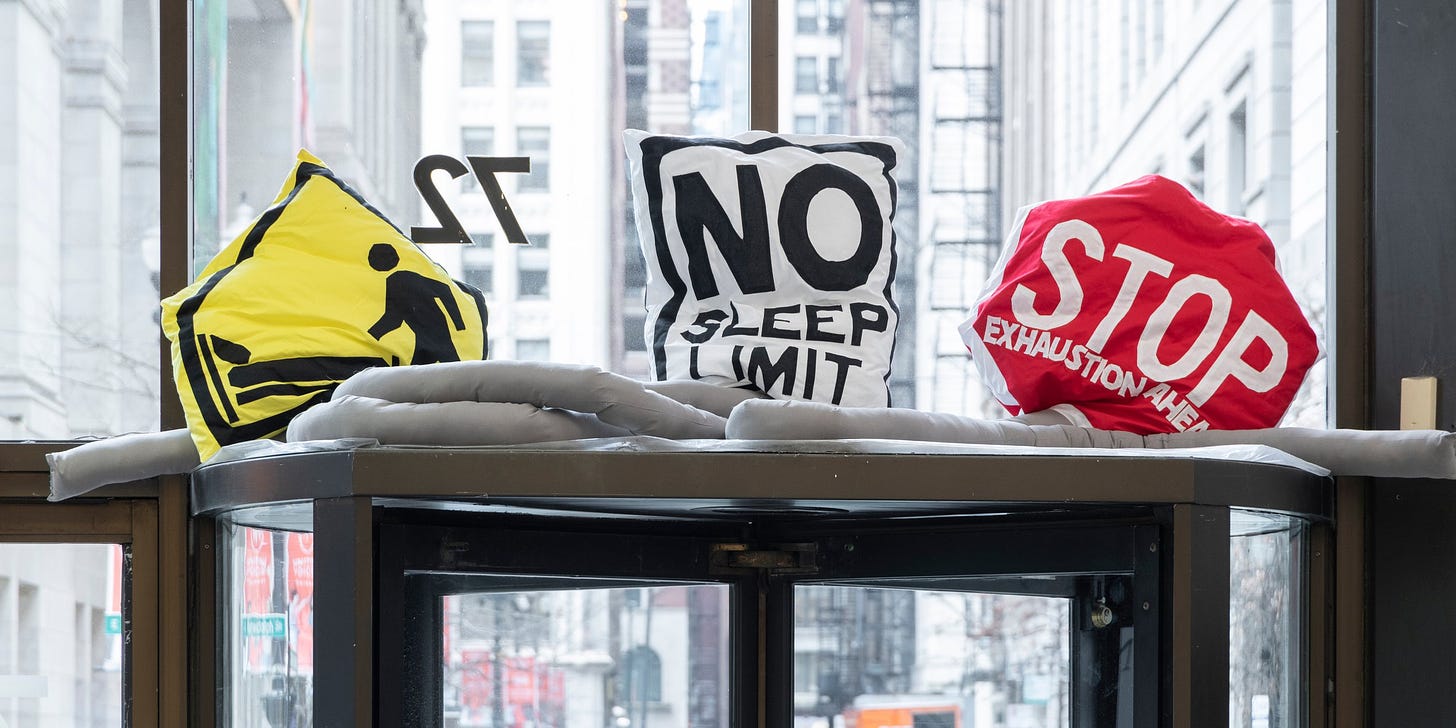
[461,20,494,87]
[517,20,550,86]
[826,0,846,33]
[461,126,495,191]
[461,235,494,297]
[795,56,818,95]
[517,126,550,192]
[1188,143,1207,199]
[1135,0,1148,82]
[698,79,722,108]
[517,268,549,298]
[624,244,647,297]
[623,645,663,703]
[795,114,818,134]
[1120,0,1132,103]
[1153,0,1165,59]
[517,244,549,299]
[1228,100,1248,215]
[515,338,551,361]
[796,0,819,34]
[623,312,648,352]
[627,69,648,104]
[826,55,842,94]
[704,13,721,45]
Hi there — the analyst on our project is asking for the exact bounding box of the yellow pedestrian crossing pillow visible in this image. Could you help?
[161,150,488,459]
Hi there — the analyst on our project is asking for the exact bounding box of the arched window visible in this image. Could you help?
[623,645,662,703]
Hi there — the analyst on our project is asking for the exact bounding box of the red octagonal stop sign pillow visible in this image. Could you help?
[960,175,1318,434]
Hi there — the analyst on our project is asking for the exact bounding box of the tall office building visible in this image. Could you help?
[782,0,926,409]
[0,0,161,439]
[0,3,156,714]
[1000,0,1328,427]
[999,7,1329,721]
[422,2,615,368]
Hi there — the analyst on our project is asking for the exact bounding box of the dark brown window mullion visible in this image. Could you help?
[158,1,195,726]
[750,0,779,130]
[130,499,162,728]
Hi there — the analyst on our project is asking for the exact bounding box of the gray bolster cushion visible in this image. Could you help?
[643,379,769,418]
[47,428,201,502]
[726,399,1456,479]
[288,360,727,444]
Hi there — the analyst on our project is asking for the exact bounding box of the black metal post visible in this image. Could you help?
[313,497,376,728]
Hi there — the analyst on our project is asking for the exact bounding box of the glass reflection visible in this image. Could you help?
[441,585,730,728]
[794,585,1069,728]
[0,543,126,727]
[1229,511,1306,728]
[222,525,314,728]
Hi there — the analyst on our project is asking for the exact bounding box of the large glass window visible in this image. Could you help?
[0,544,127,727]
[800,0,1328,422]
[794,585,1071,728]
[0,3,161,439]
[188,0,1329,422]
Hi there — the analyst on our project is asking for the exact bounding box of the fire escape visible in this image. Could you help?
[924,0,1003,416]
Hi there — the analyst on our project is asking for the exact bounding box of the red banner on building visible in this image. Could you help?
[242,528,274,671]
[287,532,315,673]
[506,656,537,704]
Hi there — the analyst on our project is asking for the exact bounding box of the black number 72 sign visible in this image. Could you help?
[410,154,532,246]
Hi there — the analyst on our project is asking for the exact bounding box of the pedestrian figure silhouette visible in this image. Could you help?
[367,243,467,364]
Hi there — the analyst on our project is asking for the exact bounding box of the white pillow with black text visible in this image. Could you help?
[624,129,906,407]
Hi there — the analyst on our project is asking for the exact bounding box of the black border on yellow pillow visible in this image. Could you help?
[173,161,488,448]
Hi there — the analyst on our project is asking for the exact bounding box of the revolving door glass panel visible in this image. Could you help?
[792,585,1073,728]
[778,516,1160,728]
[436,584,732,728]
[218,521,316,728]
[790,575,1149,728]
[0,543,128,728]
[1229,511,1308,728]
